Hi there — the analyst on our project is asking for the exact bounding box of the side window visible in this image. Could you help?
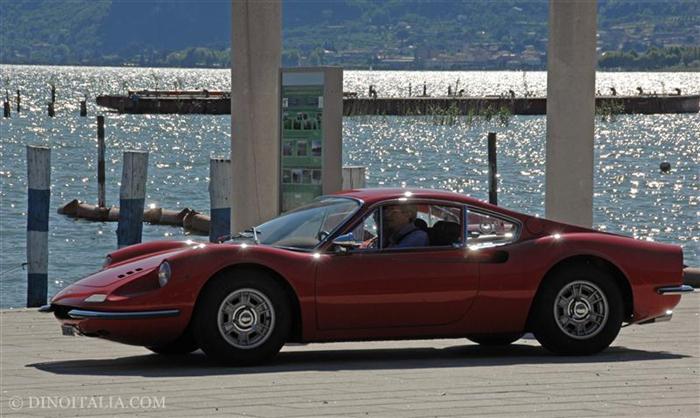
[466,210,518,248]
[345,203,463,250]
[421,205,463,246]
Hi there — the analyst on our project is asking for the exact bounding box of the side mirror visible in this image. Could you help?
[331,234,360,255]
[333,244,349,255]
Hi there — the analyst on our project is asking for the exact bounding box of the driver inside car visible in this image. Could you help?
[382,204,429,248]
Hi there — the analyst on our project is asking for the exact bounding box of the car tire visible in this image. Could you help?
[146,330,198,355]
[193,270,291,366]
[532,263,623,355]
[467,333,523,346]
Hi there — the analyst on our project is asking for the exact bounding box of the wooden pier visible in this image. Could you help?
[96,90,700,116]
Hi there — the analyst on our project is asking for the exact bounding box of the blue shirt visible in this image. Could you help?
[387,224,430,248]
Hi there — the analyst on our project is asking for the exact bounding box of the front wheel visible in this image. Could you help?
[193,271,291,365]
[532,264,623,355]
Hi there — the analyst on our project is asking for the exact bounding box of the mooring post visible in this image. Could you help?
[488,132,498,205]
[209,158,232,242]
[47,102,54,117]
[16,89,20,113]
[3,100,9,118]
[97,116,106,208]
[50,84,56,104]
[342,166,367,189]
[26,145,51,307]
[80,100,87,117]
[117,151,148,248]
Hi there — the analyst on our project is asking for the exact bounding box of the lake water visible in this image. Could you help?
[1,65,698,308]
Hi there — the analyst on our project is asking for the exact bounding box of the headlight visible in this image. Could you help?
[103,255,112,268]
[84,294,107,303]
[158,261,171,287]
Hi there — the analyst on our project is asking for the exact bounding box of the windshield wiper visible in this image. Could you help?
[218,227,262,244]
[242,227,261,244]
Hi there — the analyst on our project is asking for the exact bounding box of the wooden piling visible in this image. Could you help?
[209,158,231,242]
[3,100,9,118]
[97,116,106,208]
[26,146,51,307]
[116,151,148,248]
[16,89,20,113]
[488,132,498,205]
[50,85,56,104]
[80,100,87,117]
[342,166,367,190]
[47,102,55,117]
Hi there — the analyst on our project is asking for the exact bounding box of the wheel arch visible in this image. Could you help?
[526,254,634,330]
[194,263,304,342]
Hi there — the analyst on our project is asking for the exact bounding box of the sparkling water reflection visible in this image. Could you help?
[0,65,698,308]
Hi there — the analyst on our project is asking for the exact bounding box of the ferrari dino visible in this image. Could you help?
[43,188,694,364]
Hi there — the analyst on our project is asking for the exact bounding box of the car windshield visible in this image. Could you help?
[251,197,360,249]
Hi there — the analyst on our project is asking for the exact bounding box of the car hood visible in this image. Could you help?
[77,241,203,288]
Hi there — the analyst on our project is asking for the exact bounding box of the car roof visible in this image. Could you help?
[332,188,512,214]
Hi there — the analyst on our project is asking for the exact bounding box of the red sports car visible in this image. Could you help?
[43,188,695,365]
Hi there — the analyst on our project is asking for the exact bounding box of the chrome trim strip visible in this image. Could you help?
[656,285,696,295]
[38,304,54,313]
[67,308,180,320]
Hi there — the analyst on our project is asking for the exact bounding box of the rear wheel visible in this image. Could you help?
[467,333,523,346]
[532,264,623,355]
[193,270,291,365]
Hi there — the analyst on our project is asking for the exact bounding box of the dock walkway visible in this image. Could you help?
[1,298,698,417]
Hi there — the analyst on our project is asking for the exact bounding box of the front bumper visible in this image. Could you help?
[65,308,180,320]
[40,304,187,346]
[39,304,180,319]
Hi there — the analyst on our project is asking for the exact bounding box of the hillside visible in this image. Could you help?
[0,0,698,70]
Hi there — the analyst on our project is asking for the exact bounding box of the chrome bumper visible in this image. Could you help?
[656,285,696,295]
[66,309,180,320]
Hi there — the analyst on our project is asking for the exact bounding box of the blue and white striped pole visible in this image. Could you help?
[117,151,148,248]
[26,146,51,307]
[209,158,231,242]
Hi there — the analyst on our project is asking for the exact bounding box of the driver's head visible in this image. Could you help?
[383,204,418,231]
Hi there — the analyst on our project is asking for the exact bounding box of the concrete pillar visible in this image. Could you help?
[545,0,597,227]
[230,0,281,233]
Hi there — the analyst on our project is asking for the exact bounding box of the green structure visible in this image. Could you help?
[280,68,343,212]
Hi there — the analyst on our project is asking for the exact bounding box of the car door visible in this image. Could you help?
[315,201,479,330]
[463,207,526,333]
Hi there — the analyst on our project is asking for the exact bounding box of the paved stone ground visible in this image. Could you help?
[1,298,698,417]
